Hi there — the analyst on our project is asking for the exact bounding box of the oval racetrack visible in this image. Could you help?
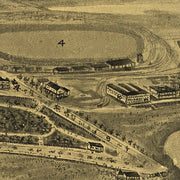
[0,31,137,60]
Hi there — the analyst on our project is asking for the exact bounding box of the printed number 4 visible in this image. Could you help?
[58,40,65,47]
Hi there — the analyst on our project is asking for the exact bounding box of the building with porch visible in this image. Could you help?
[44,81,70,99]
[106,58,135,71]
[116,169,140,180]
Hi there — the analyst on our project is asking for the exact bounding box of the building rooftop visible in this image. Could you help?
[150,86,176,93]
[106,58,134,66]
[88,142,103,147]
[91,63,109,68]
[53,67,69,71]
[37,78,49,83]
[117,170,140,177]
[107,83,147,96]
[71,66,90,71]
[46,81,69,92]
[128,83,144,92]
[119,83,146,94]
[124,171,140,177]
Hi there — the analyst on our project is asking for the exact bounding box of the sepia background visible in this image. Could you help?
[0,0,180,180]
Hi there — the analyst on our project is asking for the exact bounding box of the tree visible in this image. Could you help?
[85,115,89,121]
[133,143,136,148]
[128,140,133,146]
[99,124,103,129]
[122,135,126,142]
[109,129,114,135]
[93,120,97,125]
[30,79,35,87]
[125,146,129,152]
[14,84,20,91]
[141,148,145,153]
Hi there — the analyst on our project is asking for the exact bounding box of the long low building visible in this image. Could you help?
[106,58,135,71]
[44,81,70,99]
[149,85,180,99]
[107,83,150,105]
[116,169,140,180]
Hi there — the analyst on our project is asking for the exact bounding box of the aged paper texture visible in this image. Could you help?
[0,0,180,179]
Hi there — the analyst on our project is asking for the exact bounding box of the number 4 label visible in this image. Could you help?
[58,40,65,47]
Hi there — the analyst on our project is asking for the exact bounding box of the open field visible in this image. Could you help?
[0,31,137,60]
[40,73,169,110]
[81,103,180,179]
[0,106,51,135]
[164,131,180,169]
[0,95,38,109]
[0,153,115,180]
[44,130,87,148]
[0,135,39,145]
[0,23,143,66]
[40,106,98,141]
[0,0,180,179]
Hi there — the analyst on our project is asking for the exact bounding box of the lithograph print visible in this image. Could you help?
[0,0,180,179]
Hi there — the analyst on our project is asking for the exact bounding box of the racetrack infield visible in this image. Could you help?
[0,24,144,65]
[0,31,137,59]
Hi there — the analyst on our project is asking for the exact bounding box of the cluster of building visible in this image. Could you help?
[53,58,136,74]
[1,65,44,73]
[0,76,10,90]
[107,83,180,105]
[15,74,70,100]
[52,54,143,74]
[1,55,140,75]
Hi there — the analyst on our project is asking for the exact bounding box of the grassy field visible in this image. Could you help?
[81,103,180,179]
[0,135,39,145]
[0,0,180,178]
[44,130,87,148]
[0,106,51,135]
[0,95,38,109]
[40,106,98,141]
[0,153,115,180]
[0,31,137,60]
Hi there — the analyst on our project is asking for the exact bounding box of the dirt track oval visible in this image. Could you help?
[0,31,138,60]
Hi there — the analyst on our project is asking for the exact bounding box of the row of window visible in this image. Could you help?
[107,88,124,97]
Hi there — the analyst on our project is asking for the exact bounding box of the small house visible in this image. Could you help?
[87,142,104,152]
[116,169,140,180]
[0,77,10,90]
[53,67,69,74]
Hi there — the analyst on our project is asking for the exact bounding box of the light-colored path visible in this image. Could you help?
[0,103,97,144]
[0,70,168,173]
